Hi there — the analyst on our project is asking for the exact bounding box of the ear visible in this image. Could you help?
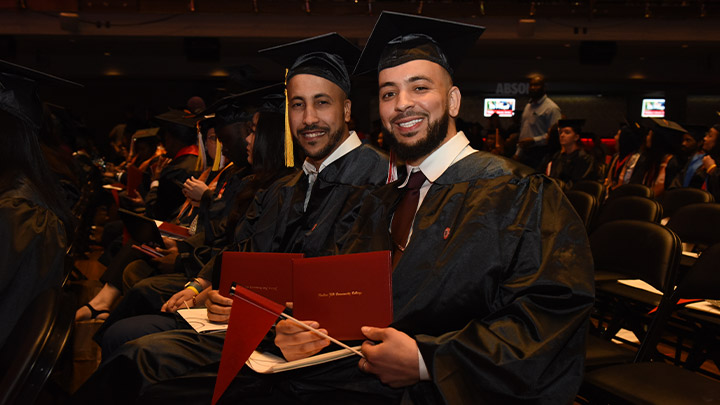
[343,98,352,123]
[448,86,461,118]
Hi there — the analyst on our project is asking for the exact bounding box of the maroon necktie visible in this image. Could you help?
[391,170,427,268]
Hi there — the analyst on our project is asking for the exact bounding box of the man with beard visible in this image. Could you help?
[514,75,562,169]
[136,13,594,405]
[75,33,394,404]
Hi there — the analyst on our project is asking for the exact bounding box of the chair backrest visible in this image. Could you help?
[666,203,720,248]
[658,188,714,219]
[565,190,598,229]
[634,241,720,362]
[608,183,653,200]
[592,196,663,231]
[590,220,681,295]
[0,288,74,405]
[571,180,606,202]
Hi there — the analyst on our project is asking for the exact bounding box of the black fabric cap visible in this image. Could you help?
[154,109,200,129]
[0,59,82,128]
[202,83,285,128]
[259,33,360,95]
[131,127,160,141]
[353,11,485,76]
[650,118,687,140]
[558,119,586,132]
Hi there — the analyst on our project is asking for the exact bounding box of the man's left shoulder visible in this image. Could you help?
[437,151,536,185]
[330,144,391,185]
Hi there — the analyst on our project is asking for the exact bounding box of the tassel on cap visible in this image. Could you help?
[212,139,223,171]
[284,68,294,168]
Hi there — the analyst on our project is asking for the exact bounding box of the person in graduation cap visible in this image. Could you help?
[0,60,80,348]
[269,12,590,404]
[142,109,202,221]
[86,85,291,337]
[133,13,592,405]
[629,118,684,197]
[74,33,397,404]
[543,119,596,190]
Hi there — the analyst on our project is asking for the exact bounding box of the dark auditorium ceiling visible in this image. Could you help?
[0,0,718,86]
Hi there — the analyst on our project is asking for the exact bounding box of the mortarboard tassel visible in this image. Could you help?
[212,139,223,171]
[284,69,295,168]
[194,124,207,172]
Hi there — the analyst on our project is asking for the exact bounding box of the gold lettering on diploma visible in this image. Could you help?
[317,291,363,298]
[246,285,279,292]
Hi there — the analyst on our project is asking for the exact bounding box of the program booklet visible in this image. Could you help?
[246,346,362,374]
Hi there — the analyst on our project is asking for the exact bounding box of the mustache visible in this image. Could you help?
[298,124,330,133]
[390,110,428,125]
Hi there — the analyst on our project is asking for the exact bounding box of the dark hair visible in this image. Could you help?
[224,111,292,239]
[251,111,286,178]
[617,125,643,158]
[707,124,720,160]
[0,109,73,235]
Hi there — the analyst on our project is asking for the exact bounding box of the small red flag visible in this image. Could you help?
[212,284,285,405]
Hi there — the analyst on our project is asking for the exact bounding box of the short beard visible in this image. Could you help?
[302,125,345,162]
[383,112,449,163]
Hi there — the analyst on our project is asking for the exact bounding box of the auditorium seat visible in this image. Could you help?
[658,187,714,220]
[583,243,720,404]
[591,195,662,232]
[565,190,598,229]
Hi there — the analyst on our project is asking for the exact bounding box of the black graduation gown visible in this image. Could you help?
[132,151,594,405]
[75,145,394,403]
[546,148,595,190]
[336,151,595,404]
[144,153,199,221]
[0,177,66,348]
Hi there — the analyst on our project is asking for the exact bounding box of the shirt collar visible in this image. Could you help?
[531,94,547,106]
[302,131,361,176]
[399,131,474,188]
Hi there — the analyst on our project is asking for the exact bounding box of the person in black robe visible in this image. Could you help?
[629,118,684,198]
[74,33,395,404]
[130,12,594,405]
[699,124,720,201]
[670,124,709,189]
[0,60,79,348]
[542,118,595,190]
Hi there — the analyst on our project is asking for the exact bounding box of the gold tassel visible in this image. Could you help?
[212,139,222,171]
[284,68,294,168]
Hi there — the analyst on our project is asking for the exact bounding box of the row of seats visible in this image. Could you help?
[567,181,720,403]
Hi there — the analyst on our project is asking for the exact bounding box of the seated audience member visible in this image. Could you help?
[142,109,201,221]
[92,91,294,342]
[700,124,720,200]
[670,124,709,189]
[630,118,684,197]
[605,123,644,192]
[0,60,76,348]
[543,119,596,190]
[122,13,593,404]
[74,33,395,403]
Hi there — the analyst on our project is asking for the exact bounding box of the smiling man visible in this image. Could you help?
[331,12,592,403]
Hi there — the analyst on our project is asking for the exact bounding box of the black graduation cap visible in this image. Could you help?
[353,11,485,76]
[680,124,708,142]
[154,109,200,145]
[0,59,83,129]
[650,118,686,138]
[259,33,360,96]
[131,127,160,142]
[557,119,586,133]
[154,109,199,129]
[202,83,285,128]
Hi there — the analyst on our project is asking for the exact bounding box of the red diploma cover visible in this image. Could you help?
[219,252,304,303]
[126,164,142,198]
[158,222,191,239]
[292,250,393,340]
